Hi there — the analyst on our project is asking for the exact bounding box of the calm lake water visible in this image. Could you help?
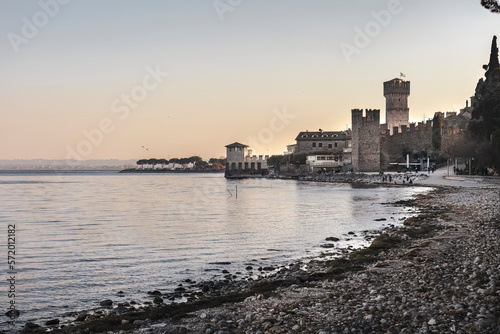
[0,171,429,331]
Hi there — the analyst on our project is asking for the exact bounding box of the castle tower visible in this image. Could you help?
[351,109,381,172]
[384,78,410,134]
[225,142,248,170]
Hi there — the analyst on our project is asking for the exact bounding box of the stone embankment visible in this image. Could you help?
[22,185,500,334]
[297,172,427,185]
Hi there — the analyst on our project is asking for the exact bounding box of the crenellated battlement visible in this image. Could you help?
[383,78,410,96]
[388,120,432,136]
[245,155,269,162]
[352,108,380,123]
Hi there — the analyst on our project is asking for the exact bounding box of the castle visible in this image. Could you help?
[293,76,470,173]
[295,36,500,173]
[351,107,470,172]
[349,35,499,172]
[226,36,499,175]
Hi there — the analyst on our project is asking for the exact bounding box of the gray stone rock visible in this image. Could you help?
[45,319,60,326]
[99,299,113,307]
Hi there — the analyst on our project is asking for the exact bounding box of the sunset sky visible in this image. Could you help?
[1,0,498,161]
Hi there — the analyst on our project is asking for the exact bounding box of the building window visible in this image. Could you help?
[238,162,243,169]
[244,162,249,169]
[318,143,323,148]
[251,162,255,169]
[334,142,338,147]
[328,144,332,149]
[312,142,316,147]
[257,162,262,170]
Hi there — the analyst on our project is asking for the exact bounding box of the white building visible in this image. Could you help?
[306,154,343,173]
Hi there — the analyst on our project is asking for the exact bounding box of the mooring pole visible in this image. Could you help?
[236,185,238,199]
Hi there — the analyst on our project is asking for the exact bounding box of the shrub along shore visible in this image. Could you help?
[22,183,500,334]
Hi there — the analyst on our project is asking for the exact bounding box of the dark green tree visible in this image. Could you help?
[267,155,284,167]
[147,158,159,169]
[158,158,168,168]
[136,159,148,169]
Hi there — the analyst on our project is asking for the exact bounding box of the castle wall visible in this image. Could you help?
[379,112,469,170]
[351,109,381,172]
[381,121,433,170]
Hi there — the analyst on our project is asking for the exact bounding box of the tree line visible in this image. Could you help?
[136,157,226,170]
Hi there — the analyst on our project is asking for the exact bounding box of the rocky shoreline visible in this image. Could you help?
[297,172,428,185]
[271,171,429,186]
[21,183,499,334]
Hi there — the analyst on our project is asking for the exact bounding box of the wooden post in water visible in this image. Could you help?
[236,185,238,199]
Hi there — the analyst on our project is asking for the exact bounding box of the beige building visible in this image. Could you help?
[225,142,268,171]
[295,130,351,154]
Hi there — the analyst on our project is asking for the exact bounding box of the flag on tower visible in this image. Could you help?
[400,72,406,78]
